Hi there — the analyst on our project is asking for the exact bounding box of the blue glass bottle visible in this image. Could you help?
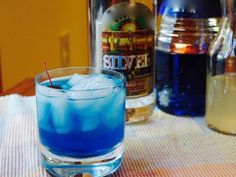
[155,0,222,117]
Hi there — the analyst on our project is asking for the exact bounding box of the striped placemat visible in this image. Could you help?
[0,95,235,177]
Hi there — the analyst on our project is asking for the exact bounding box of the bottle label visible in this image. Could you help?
[101,2,154,98]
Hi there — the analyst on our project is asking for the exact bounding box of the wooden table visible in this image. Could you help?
[0,78,35,96]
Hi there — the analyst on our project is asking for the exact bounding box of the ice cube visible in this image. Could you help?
[91,74,119,98]
[67,74,87,87]
[61,84,71,90]
[90,74,115,88]
[92,86,113,99]
[67,76,93,99]
[80,112,101,132]
[75,100,102,132]
[102,89,125,129]
[67,74,116,99]
[51,97,73,134]
[36,94,53,132]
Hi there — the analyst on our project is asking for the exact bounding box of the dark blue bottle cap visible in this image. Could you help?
[159,0,222,18]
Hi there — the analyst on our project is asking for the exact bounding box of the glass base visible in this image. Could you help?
[157,106,205,117]
[126,93,154,124]
[207,124,236,136]
[41,144,124,177]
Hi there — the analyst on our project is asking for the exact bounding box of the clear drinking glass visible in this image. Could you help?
[35,67,126,176]
[206,0,236,135]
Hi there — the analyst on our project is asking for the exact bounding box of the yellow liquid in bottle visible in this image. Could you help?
[206,74,236,134]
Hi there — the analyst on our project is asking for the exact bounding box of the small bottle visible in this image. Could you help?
[155,0,222,117]
[89,0,156,123]
[206,0,236,135]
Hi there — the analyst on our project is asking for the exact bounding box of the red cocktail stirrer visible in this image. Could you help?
[43,62,54,87]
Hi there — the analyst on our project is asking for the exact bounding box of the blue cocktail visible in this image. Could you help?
[35,67,125,177]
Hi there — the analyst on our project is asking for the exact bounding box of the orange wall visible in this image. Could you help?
[0,0,89,90]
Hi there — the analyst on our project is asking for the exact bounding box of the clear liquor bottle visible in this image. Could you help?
[88,0,156,123]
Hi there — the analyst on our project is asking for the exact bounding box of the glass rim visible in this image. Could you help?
[35,66,125,92]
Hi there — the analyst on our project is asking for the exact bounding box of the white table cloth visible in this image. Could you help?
[0,95,236,177]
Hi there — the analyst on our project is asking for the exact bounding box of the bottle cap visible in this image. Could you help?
[160,0,222,18]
